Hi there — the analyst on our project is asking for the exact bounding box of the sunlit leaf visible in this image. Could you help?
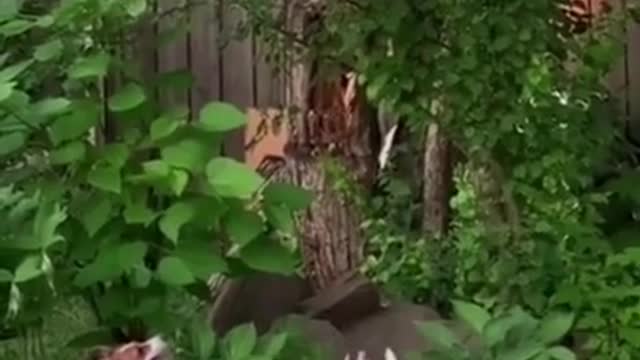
[223,207,264,246]
[239,239,297,274]
[198,101,246,132]
[0,132,26,156]
[14,255,44,283]
[108,83,147,112]
[87,163,122,194]
[224,323,257,360]
[206,157,264,199]
[50,141,86,165]
[156,256,195,286]
[68,52,110,79]
[34,39,63,61]
[159,201,196,244]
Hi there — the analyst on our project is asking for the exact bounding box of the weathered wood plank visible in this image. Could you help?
[254,37,284,108]
[627,16,640,138]
[605,0,629,120]
[189,0,222,116]
[157,0,190,111]
[220,0,254,160]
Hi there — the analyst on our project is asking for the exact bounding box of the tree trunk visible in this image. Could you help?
[421,123,453,237]
[268,70,378,292]
[244,1,379,292]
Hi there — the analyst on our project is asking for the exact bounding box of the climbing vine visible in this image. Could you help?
[234,0,640,357]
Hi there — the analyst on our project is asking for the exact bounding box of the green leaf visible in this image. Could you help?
[101,143,130,168]
[77,193,113,237]
[131,265,152,288]
[50,141,86,165]
[0,0,19,21]
[34,39,63,61]
[452,300,491,334]
[224,323,257,359]
[538,311,574,344]
[123,191,157,226]
[73,242,148,287]
[35,15,54,28]
[223,208,264,246]
[0,269,14,284]
[48,100,100,145]
[108,83,147,112]
[0,59,33,82]
[263,183,314,211]
[32,97,71,116]
[0,132,26,156]
[14,255,43,283]
[496,341,544,360]
[620,326,640,343]
[0,269,13,282]
[259,332,288,358]
[484,313,523,347]
[547,346,576,360]
[150,115,181,142]
[156,256,196,286]
[239,239,297,274]
[34,200,67,248]
[159,202,196,244]
[169,168,189,196]
[125,0,147,16]
[176,240,228,280]
[88,163,122,194]
[0,81,15,101]
[416,321,460,350]
[68,52,110,79]
[161,139,210,172]
[198,101,246,132]
[0,19,33,36]
[264,203,294,234]
[117,242,148,271]
[206,157,264,199]
[126,160,170,186]
[191,317,216,359]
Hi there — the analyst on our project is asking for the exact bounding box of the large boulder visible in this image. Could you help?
[207,271,484,360]
[208,273,311,336]
[272,314,348,360]
[340,302,441,360]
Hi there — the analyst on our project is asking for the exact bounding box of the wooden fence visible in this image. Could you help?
[610,0,640,138]
[138,0,640,165]
[125,0,286,163]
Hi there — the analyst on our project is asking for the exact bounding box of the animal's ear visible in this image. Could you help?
[384,348,398,360]
[87,346,111,360]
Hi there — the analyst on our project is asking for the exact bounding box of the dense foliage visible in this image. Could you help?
[2,0,640,359]
[0,0,312,358]
[237,0,640,358]
[415,301,576,360]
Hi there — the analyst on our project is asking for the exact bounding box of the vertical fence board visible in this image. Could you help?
[628,18,640,138]
[157,0,190,110]
[254,39,284,108]
[189,1,222,117]
[220,0,254,160]
[606,0,629,122]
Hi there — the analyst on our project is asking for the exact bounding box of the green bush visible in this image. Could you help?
[0,0,312,355]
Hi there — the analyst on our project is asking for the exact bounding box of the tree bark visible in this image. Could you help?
[421,123,453,237]
[242,1,379,292]
[266,70,378,292]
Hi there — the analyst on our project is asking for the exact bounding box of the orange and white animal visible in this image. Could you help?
[89,336,172,360]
